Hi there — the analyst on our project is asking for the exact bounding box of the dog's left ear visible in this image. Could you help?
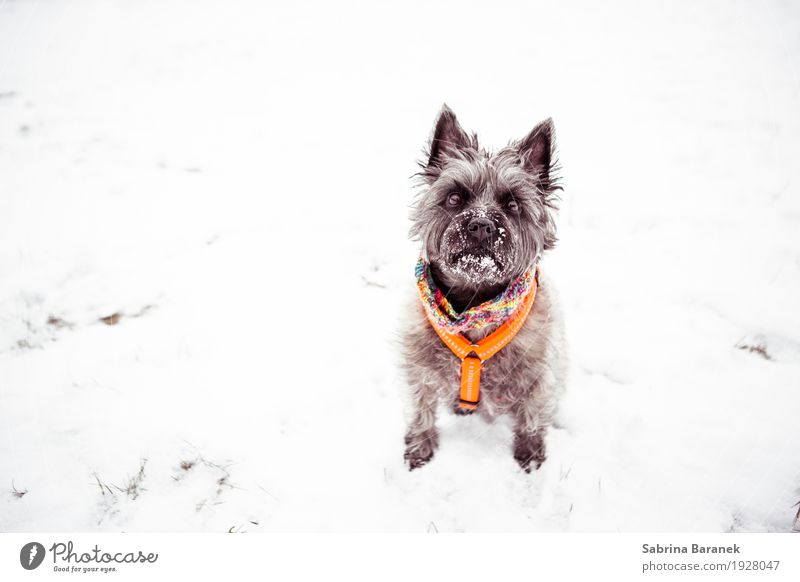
[518,118,555,188]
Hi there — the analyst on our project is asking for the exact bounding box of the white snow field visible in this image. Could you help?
[1,0,799,532]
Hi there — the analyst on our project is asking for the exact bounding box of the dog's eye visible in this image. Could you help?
[446,193,462,207]
[507,200,520,213]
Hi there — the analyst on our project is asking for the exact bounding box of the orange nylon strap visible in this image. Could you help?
[459,357,481,411]
[421,267,539,412]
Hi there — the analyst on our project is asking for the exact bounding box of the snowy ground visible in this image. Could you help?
[1,0,799,532]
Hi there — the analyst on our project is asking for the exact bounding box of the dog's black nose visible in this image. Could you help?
[467,217,496,241]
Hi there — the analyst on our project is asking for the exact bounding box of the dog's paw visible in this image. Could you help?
[404,449,433,471]
[513,432,546,473]
[404,431,438,471]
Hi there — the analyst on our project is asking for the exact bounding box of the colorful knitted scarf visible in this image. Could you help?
[415,257,535,334]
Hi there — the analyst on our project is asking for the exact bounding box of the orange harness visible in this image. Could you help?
[420,268,539,413]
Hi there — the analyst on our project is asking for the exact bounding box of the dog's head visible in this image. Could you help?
[411,105,561,292]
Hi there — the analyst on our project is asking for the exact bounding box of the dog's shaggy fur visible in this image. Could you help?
[402,105,567,472]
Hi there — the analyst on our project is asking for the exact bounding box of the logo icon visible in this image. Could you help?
[20,542,46,570]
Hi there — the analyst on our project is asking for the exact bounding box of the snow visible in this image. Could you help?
[453,251,501,280]
[1,0,799,532]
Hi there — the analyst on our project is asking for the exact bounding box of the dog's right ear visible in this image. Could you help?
[427,104,472,169]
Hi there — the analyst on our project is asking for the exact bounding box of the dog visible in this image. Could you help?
[402,105,567,472]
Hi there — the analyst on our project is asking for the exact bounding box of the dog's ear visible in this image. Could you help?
[427,104,473,169]
[518,118,555,187]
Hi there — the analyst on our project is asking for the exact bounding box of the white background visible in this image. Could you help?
[1,0,799,532]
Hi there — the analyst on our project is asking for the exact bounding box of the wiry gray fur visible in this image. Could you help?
[402,105,567,472]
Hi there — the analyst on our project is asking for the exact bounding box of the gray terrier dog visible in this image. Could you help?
[402,105,567,472]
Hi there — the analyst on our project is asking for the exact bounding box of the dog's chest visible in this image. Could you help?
[421,316,543,410]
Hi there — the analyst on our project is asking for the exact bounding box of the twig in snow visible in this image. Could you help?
[227,521,257,533]
[99,304,156,326]
[361,275,387,289]
[113,458,147,500]
[734,338,772,361]
[93,458,147,500]
[99,313,121,326]
[10,480,28,499]
[92,473,116,496]
[256,483,279,502]
[46,315,73,329]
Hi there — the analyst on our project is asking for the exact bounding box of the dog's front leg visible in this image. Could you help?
[404,381,439,470]
[512,378,558,472]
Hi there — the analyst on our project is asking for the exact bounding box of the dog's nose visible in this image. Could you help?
[467,217,496,241]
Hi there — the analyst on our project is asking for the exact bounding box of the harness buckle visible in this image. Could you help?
[458,356,482,414]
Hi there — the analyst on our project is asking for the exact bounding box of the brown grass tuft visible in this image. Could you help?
[734,339,772,361]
